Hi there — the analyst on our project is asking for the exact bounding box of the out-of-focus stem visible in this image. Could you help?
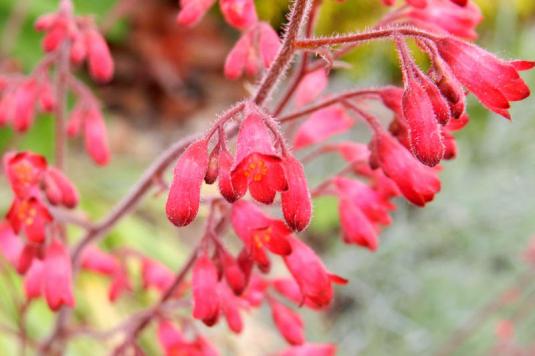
[434,270,534,356]
[54,43,70,170]
[112,247,199,355]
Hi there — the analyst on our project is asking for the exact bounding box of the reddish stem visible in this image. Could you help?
[253,0,312,105]
[294,27,439,49]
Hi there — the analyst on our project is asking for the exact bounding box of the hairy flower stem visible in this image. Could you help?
[253,0,312,106]
[272,0,321,116]
[294,27,439,50]
[279,88,379,123]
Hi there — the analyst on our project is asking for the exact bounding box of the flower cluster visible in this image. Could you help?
[0,0,533,354]
[0,151,78,310]
[177,0,280,79]
[163,0,534,352]
[0,1,113,165]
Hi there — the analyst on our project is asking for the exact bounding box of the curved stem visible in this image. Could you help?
[278,88,379,123]
[294,26,439,49]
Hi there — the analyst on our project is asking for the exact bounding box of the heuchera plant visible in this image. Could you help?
[0,0,533,354]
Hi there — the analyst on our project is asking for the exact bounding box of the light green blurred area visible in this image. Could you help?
[0,0,535,355]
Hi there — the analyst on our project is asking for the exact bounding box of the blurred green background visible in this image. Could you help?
[1,0,535,355]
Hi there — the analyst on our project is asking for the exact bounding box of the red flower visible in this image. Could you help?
[219,0,258,30]
[270,298,305,345]
[281,155,312,232]
[334,177,394,251]
[231,111,288,204]
[294,69,328,107]
[231,200,292,270]
[5,152,47,199]
[85,28,114,83]
[283,236,347,309]
[166,139,209,227]
[177,0,216,27]
[407,0,482,40]
[224,22,280,79]
[436,37,532,119]
[81,247,131,302]
[218,145,240,202]
[192,254,220,326]
[43,167,79,208]
[279,343,336,356]
[141,258,175,292]
[397,39,447,166]
[24,260,44,301]
[371,131,441,206]
[0,221,23,267]
[83,106,110,166]
[12,80,37,132]
[293,106,354,150]
[7,197,53,244]
[43,239,75,311]
[220,250,247,295]
[273,278,319,309]
[218,283,244,333]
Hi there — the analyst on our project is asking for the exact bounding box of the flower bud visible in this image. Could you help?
[166,139,209,227]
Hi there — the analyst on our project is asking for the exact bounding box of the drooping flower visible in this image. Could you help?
[272,278,319,309]
[293,106,355,150]
[81,247,131,301]
[157,320,218,356]
[43,167,79,208]
[224,22,280,79]
[283,236,347,308]
[5,151,47,198]
[294,69,328,107]
[85,28,114,83]
[219,0,258,30]
[231,200,292,271]
[218,145,240,202]
[397,39,447,166]
[436,37,532,119]
[407,0,482,40]
[43,239,75,311]
[333,177,394,251]
[177,0,216,27]
[270,298,305,345]
[370,131,441,206]
[192,254,220,326]
[220,250,247,295]
[0,222,23,267]
[166,139,209,227]
[141,258,175,292]
[281,155,312,232]
[11,80,38,132]
[24,260,44,301]
[278,343,336,356]
[7,197,53,244]
[231,111,288,204]
[218,282,245,333]
[83,106,110,166]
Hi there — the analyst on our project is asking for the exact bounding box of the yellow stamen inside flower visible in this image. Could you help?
[16,200,37,226]
[253,227,272,249]
[13,162,34,185]
[243,158,268,182]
